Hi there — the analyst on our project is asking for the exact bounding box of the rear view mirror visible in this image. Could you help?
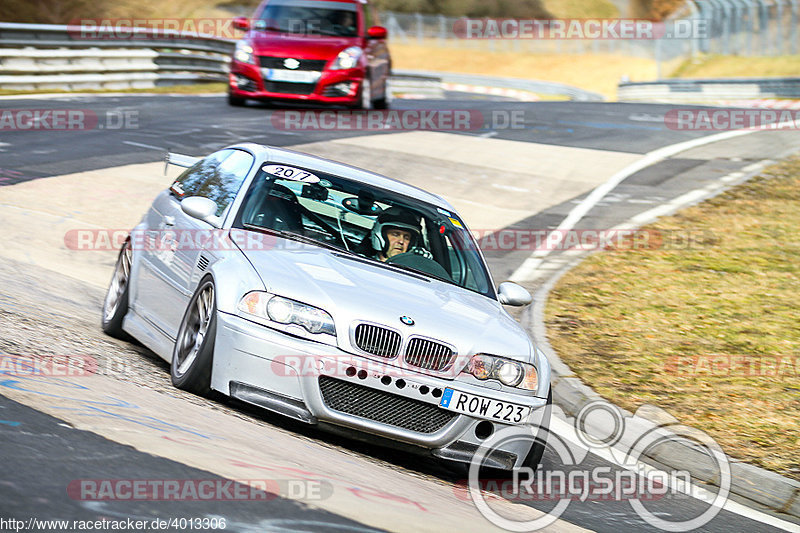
[233,17,251,31]
[342,196,382,216]
[302,183,329,201]
[181,196,218,224]
[497,281,532,306]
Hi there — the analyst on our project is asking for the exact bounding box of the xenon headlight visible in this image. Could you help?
[465,354,538,391]
[329,46,362,70]
[238,292,336,336]
[234,41,255,64]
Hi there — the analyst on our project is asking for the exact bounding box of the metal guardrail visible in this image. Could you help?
[0,22,234,90]
[618,77,800,102]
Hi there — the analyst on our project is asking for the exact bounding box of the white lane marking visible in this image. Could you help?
[550,417,800,532]
[510,127,769,283]
[491,183,529,193]
[122,140,165,151]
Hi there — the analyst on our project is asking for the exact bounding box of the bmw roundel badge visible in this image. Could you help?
[400,316,415,326]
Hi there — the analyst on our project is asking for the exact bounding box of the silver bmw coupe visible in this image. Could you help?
[102,143,551,470]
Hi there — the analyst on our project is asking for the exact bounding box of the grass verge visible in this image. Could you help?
[545,157,800,480]
[390,42,661,99]
[670,54,800,79]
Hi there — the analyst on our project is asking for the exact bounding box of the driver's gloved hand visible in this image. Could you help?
[411,247,433,259]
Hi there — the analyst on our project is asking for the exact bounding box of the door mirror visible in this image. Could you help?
[367,26,387,39]
[233,17,251,31]
[497,282,532,306]
[181,196,218,224]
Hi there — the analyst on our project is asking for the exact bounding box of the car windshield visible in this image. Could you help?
[255,0,358,37]
[233,163,495,299]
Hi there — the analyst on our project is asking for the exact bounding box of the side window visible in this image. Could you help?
[198,150,254,216]
[170,150,233,198]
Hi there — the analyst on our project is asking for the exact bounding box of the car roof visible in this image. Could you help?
[231,143,456,211]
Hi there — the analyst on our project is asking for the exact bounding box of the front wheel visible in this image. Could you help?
[101,240,132,338]
[228,90,246,107]
[171,278,216,395]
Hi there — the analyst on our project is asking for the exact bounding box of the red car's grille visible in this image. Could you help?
[262,81,317,95]
[258,56,327,71]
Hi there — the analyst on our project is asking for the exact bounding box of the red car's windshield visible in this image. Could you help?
[255,0,359,37]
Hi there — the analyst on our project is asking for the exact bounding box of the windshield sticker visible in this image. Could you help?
[449,217,463,228]
[263,164,320,183]
[437,207,452,217]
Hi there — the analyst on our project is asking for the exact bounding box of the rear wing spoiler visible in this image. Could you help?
[164,152,200,174]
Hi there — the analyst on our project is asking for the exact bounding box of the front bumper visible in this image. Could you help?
[212,312,550,468]
[229,60,364,105]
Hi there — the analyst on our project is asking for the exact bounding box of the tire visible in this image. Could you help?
[522,390,553,469]
[373,80,389,110]
[228,90,246,107]
[101,240,132,338]
[171,277,216,395]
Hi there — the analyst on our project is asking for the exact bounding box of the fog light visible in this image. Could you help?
[330,82,356,96]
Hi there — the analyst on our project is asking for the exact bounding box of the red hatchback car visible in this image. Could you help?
[228,0,391,109]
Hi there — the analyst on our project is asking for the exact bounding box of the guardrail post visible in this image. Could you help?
[693,0,713,53]
[415,13,423,44]
[756,0,769,54]
[437,14,446,46]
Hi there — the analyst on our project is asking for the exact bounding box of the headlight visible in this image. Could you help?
[465,354,538,391]
[238,292,336,336]
[329,46,362,70]
[234,41,255,64]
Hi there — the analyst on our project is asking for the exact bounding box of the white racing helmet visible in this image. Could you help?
[370,207,422,254]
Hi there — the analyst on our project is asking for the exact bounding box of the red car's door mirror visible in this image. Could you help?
[233,17,251,31]
[367,26,387,39]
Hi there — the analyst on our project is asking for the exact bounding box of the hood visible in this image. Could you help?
[239,243,534,370]
[248,32,359,60]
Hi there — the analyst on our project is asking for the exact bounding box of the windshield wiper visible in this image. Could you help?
[242,224,356,254]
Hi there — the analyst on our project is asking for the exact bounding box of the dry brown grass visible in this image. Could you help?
[546,158,800,480]
[390,42,660,99]
[671,54,800,79]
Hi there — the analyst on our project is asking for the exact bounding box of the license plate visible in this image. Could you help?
[264,68,320,83]
[439,388,531,424]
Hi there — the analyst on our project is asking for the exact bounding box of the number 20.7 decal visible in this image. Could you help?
[263,164,320,183]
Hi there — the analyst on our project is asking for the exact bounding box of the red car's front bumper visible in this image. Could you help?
[229,60,364,105]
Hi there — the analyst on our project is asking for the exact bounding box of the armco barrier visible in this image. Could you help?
[0,22,601,99]
[0,22,233,90]
[619,77,800,103]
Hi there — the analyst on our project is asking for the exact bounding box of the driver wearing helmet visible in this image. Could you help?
[368,206,432,262]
